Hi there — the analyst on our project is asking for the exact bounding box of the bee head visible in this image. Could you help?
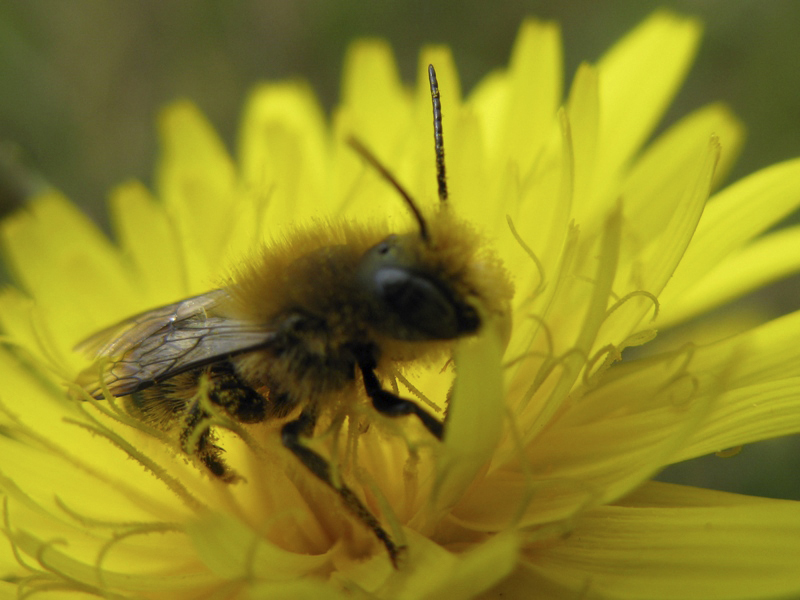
[357,231,480,341]
[350,65,502,342]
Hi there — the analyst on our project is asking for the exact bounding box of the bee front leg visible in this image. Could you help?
[281,409,404,567]
[358,360,444,440]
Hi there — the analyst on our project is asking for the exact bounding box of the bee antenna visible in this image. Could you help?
[346,136,430,243]
[428,64,448,204]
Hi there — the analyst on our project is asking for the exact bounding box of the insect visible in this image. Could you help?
[76,65,513,566]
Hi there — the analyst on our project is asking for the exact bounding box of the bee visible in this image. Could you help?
[76,65,513,566]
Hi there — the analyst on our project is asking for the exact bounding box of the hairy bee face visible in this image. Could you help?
[358,234,481,341]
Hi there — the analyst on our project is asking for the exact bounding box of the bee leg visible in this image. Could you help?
[281,410,404,567]
[358,360,444,440]
[206,362,269,423]
[181,402,237,482]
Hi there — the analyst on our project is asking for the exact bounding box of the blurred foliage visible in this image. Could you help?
[0,0,798,499]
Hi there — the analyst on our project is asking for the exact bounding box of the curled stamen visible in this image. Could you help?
[19,577,91,599]
[34,538,80,584]
[72,377,168,444]
[0,395,194,517]
[506,215,546,299]
[516,347,589,422]
[649,344,701,409]
[55,496,149,530]
[63,417,206,513]
[523,312,555,359]
[3,496,41,575]
[503,404,537,528]
[0,335,72,401]
[583,344,623,387]
[94,523,183,589]
[606,289,660,322]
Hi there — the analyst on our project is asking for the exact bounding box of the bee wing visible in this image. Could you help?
[76,289,276,398]
[75,289,230,357]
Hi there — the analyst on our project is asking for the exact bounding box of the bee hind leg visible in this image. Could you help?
[181,402,238,483]
[281,409,404,567]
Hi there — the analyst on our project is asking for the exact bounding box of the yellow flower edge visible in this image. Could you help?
[0,10,800,599]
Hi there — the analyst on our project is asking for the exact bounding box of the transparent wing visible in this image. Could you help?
[75,289,276,398]
[75,289,229,357]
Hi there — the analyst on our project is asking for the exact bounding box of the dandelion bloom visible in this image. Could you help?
[2,10,800,599]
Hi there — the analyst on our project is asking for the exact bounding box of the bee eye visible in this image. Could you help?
[359,234,480,340]
[373,267,463,338]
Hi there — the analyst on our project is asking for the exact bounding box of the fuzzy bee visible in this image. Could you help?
[76,65,513,565]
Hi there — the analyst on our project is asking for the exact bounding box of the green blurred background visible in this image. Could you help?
[1,0,798,499]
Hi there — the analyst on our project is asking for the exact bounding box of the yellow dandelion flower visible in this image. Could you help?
[2,10,800,599]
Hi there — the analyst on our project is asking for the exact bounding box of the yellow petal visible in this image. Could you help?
[680,378,800,461]
[451,470,596,532]
[156,101,237,288]
[420,531,519,600]
[634,129,719,295]
[187,513,329,580]
[248,580,350,600]
[527,482,800,600]
[373,529,519,600]
[688,288,800,386]
[497,112,571,309]
[595,135,719,354]
[0,192,135,357]
[334,40,419,225]
[662,158,800,318]
[470,18,562,169]
[510,347,713,525]
[661,225,800,326]
[238,81,329,228]
[595,11,702,186]
[622,103,744,248]
[434,319,505,512]
[566,63,599,219]
[509,203,622,437]
[675,310,800,459]
[501,19,562,177]
[110,180,188,305]
[338,39,409,160]
[4,521,215,596]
